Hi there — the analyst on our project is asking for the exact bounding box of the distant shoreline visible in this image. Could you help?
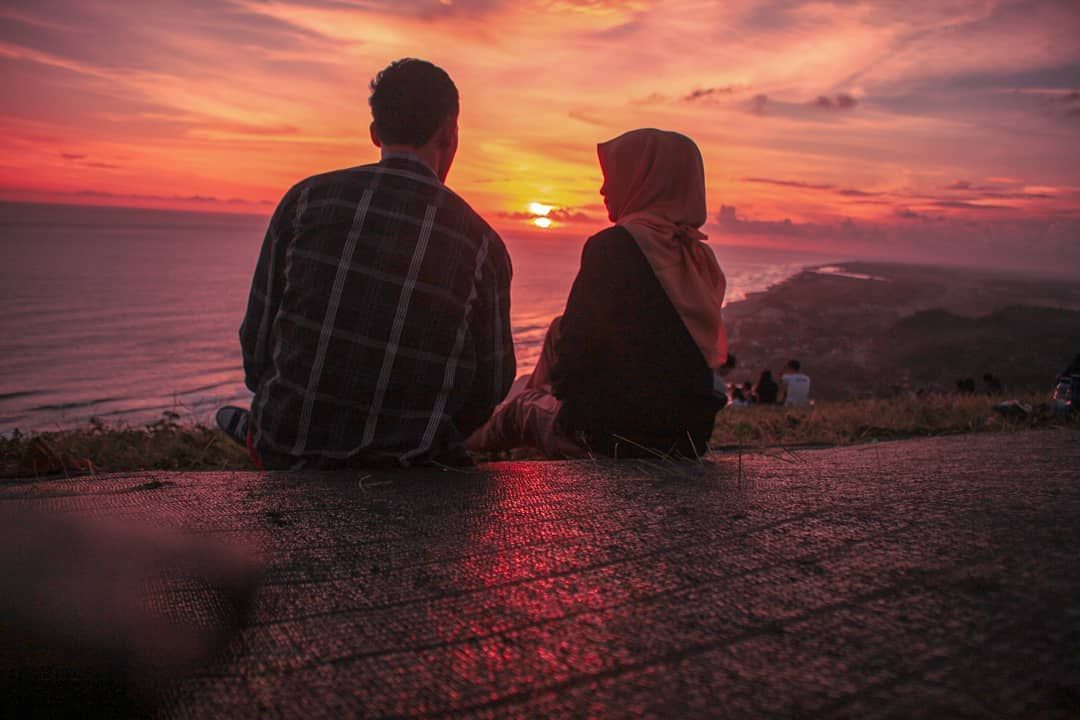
[721,260,1080,400]
[729,259,1080,308]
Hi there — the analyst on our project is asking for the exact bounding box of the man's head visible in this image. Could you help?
[784,359,801,373]
[369,58,459,181]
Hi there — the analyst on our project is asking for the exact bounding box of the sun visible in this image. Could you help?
[527,201,554,229]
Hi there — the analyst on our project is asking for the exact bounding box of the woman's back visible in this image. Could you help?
[550,226,720,457]
[755,375,779,404]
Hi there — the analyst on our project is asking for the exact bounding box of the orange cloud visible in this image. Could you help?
[0,0,1077,267]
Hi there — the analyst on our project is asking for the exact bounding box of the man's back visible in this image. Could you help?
[240,155,514,467]
[781,372,811,406]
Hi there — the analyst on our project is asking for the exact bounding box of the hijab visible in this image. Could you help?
[597,128,728,369]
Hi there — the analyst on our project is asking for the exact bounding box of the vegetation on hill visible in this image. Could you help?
[3,394,1075,478]
[722,262,1080,400]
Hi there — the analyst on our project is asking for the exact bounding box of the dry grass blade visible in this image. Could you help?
[610,434,672,461]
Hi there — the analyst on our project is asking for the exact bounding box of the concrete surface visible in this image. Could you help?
[2,429,1079,718]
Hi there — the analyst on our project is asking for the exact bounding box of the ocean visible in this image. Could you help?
[0,202,841,433]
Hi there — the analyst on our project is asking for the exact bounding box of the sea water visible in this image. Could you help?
[0,202,839,432]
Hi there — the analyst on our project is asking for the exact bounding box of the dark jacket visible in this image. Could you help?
[754,377,779,404]
[550,226,721,457]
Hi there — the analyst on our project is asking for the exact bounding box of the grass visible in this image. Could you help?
[1,411,250,479]
[710,392,1075,448]
[2,394,1076,479]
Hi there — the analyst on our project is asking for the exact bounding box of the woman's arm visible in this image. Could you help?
[550,231,621,398]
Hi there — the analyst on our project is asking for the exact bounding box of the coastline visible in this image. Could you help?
[4,253,1076,435]
[2,237,824,435]
[721,260,1080,400]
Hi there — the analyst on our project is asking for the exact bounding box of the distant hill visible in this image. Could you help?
[722,262,1080,399]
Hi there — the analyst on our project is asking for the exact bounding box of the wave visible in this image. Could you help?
[0,390,43,402]
[30,396,127,412]
[173,379,244,397]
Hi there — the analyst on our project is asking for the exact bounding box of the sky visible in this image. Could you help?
[1,0,1079,271]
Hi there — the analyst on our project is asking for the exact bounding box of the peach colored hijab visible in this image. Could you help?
[597,128,728,369]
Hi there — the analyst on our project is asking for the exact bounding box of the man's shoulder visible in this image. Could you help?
[280,163,507,266]
[289,165,498,230]
[291,162,407,194]
[287,160,447,196]
[438,185,508,262]
[273,164,378,208]
[439,184,495,230]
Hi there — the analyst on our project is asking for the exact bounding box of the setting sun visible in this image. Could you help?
[533,216,553,229]
[528,202,553,217]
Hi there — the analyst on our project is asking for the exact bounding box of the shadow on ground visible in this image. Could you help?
[2,430,1079,718]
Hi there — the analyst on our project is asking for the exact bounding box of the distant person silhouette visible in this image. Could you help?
[753,369,779,404]
[779,359,811,406]
[217,58,513,469]
[956,377,976,395]
[742,381,754,402]
[467,129,727,458]
[1051,353,1080,415]
[712,352,737,408]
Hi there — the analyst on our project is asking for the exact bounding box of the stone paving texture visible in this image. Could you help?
[3,429,1080,718]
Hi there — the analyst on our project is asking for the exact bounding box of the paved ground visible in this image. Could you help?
[3,429,1079,718]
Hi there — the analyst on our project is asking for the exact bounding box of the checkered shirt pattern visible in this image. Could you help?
[240,155,514,466]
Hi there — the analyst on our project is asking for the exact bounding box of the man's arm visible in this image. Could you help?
[239,189,298,392]
[453,236,515,437]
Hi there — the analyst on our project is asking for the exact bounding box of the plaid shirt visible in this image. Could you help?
[240,155,514,467]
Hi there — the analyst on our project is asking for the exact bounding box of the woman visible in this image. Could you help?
[467,128,727,458]
[753,369,779,405]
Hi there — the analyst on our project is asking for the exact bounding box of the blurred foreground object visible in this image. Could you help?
[0,508,261,717]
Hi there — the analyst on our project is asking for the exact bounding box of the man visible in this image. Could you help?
[779,359,811,407]
[218,58,514,468]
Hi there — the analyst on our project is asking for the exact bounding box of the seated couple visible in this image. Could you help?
[218,58,727,469]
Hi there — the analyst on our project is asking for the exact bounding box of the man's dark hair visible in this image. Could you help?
[786,359,801,372]
[369,58,459,147]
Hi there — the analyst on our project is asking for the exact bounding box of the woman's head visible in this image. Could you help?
[759,369,773,382]
[597,129,706,227]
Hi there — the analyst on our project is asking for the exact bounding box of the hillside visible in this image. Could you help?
[722,262,1080,400]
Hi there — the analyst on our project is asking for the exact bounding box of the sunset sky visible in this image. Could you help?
[1,0,1078,269]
